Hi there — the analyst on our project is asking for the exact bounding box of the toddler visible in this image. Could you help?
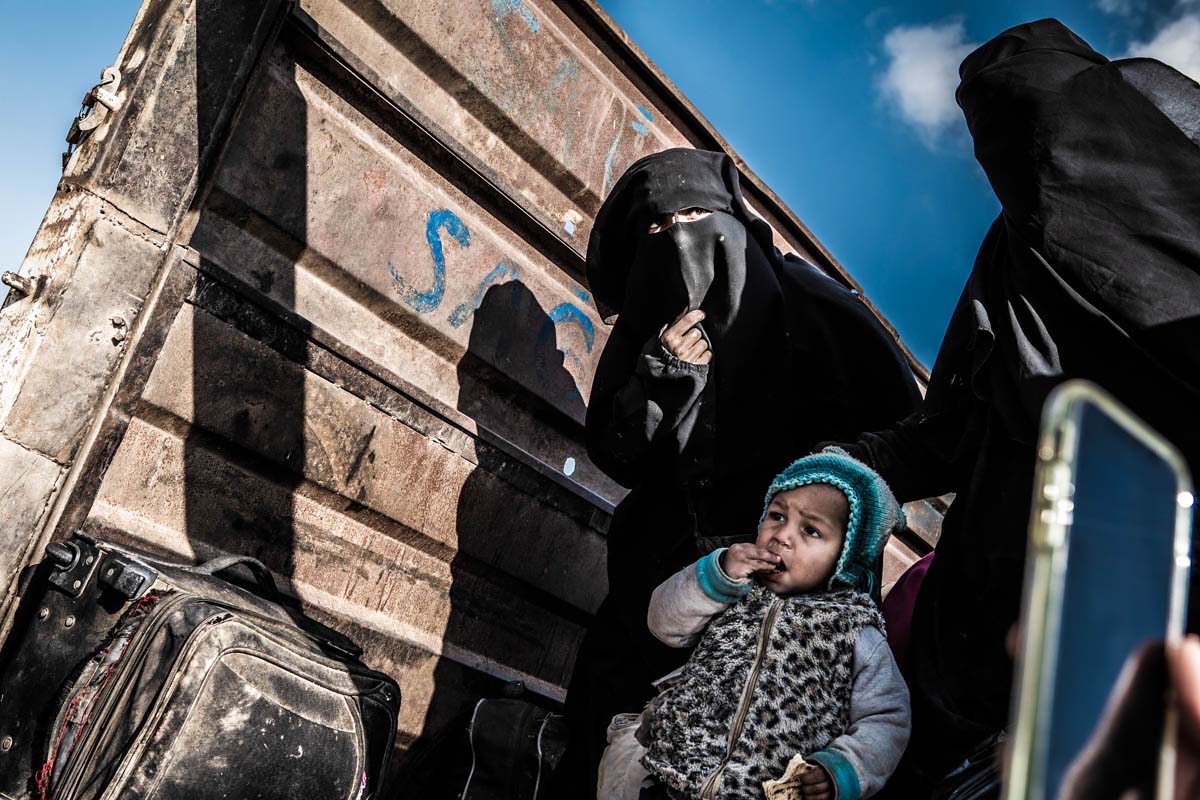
[597,448,911,800]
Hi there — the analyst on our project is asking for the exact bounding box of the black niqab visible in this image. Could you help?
[950,19,1200,452]
[586,148,775,325]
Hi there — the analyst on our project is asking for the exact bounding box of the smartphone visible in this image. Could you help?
[1005,380,1194,800]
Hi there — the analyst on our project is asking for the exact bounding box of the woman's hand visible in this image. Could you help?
[720,543,781,580]
[660,308,712,365]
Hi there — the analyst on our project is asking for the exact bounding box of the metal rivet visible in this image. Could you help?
[64,615,76,629]
[37,607,50,620]
[71,580,82,591]
[0,735,12,751]
[106,568,115,577]
[84,555,94,565]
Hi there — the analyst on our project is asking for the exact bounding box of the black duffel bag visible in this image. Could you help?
[461,689,567,800]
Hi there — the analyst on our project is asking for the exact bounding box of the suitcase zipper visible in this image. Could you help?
[47,592,196,800]
[96,609,234,798]
[698,597,783,800]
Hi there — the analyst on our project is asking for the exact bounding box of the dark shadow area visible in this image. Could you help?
[186,11,305,629]
[398,280,587,797]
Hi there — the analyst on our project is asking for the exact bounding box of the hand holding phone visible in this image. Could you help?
[1056,636,1200,799]
[1005,381,1194,800]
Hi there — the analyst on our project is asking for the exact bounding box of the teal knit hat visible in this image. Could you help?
[760,446,906,595]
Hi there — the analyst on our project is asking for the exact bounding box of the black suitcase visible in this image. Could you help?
[0,533,400,800]
[460,696,567,800]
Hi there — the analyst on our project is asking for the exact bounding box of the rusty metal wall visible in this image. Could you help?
[0,0,937,782]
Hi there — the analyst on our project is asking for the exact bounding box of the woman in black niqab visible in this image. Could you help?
[556,148,921,797]
[834,19,1200,794]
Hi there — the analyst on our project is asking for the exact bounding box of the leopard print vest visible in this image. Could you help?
[643,586,884,800]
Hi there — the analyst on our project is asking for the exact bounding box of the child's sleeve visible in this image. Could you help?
[646,549,751,647]
[807,626,911,800]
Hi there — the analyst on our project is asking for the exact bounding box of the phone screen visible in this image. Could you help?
[1039,402,1184,798]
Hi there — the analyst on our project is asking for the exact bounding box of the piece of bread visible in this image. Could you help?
[762,754,816,800]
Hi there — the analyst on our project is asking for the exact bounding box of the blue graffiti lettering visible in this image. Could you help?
[391,209,469,313]
[573,287,590,303]
[547,302,596,353]
[448,262,520,327]
[636,104,654,122]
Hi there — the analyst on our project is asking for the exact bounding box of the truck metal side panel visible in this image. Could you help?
[0,0,937,780]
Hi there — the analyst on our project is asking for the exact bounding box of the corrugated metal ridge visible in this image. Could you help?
[560,0,931,383]
[288,7,590,290]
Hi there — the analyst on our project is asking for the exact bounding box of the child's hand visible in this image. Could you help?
[660,308,711,365]
[798,763,834,800]
[720,543,781,580]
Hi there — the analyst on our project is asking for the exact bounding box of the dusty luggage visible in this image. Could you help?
[0,533,399,800]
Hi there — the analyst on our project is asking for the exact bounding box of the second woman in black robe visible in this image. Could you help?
[835,18,1200,793]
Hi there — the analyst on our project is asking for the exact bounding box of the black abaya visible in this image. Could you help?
[837,18,1200,790]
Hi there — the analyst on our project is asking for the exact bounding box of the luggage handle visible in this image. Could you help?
[194,554,280,598]
[193,554,365,659]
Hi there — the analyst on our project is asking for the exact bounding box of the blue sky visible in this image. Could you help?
[0,1,142,297]
[596,0,1200,364]
[2,1,1197,364]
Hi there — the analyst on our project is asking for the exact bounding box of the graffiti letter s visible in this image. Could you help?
[390,209,470,313]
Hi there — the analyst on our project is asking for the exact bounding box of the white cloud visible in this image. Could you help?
[1123,12,1200,82]
[1097,0,1136,15]
[879,19,979,145]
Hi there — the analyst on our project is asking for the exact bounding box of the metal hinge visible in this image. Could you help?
[2,271,39,302]
[62,66,123,170]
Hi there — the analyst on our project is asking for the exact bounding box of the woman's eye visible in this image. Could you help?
[804,526,822,539]
[647,208,711,233]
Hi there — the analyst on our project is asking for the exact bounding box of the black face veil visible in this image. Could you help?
[938,20,1200,454]
[587,149,776,321]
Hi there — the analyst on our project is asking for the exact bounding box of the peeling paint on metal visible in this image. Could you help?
[543,56,581,162]
[562,210,583,239]
[492,0,539,33]
[603,126,623,193]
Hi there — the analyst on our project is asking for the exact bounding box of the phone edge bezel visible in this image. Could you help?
[1003,379,1193,800]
